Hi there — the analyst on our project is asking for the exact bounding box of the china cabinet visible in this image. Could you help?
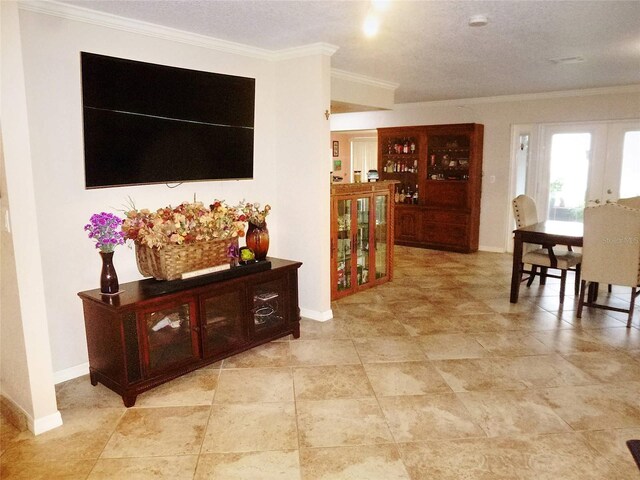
[330,181,397,300]
[78,258,301,406]
[378,123,484,252]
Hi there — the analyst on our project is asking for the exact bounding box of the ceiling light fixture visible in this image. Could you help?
[363,12,381,37]
[468,15,488,27]
[372,0,391,12]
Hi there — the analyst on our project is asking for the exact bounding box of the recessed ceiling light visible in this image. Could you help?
[468,15,488,27]
[548,56,586,64]
[363,12,380,37]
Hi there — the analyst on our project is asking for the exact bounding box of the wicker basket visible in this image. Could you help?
[135,237,238,281]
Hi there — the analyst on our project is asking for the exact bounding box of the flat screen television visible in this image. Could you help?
[81,52,255,189]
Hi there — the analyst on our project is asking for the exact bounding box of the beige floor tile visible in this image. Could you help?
[432,357,526,392]
[0,416,28,457]
[559,309,630,329]
[561,350,640,383]
[214,367,293,403]
[202,402,297,453]
[0,457,96,480]
[397,314,460,336]
[541,384,640,430]
[457,390,572,437]
[499,311,573,331]
[500,354,598,388]
[482,297,544,315]
[417,333,490,360]
[473,331,554,356]
[296,398,393,448]
[135,370,218,407]
[398,433,629,480]
[1,407,124,463]
[222,342,291,368]
[378,394,486,442]
[581,428,640,478]
[289,339,360,366]
[88,455,198,479]
[101,406,209,458]
[345,317,410,337]
[299,317,350,340]
[363,361,451,396]
[353,337,425,363]
[299,444,410,480]
[293,365,374,400]
[55,375,125,410]
[531,329,614,354]
[194,450,301,480]
[582,327,640,351]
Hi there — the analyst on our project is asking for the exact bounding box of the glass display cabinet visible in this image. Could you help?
[330,181,396,300]
[378,123,484,252]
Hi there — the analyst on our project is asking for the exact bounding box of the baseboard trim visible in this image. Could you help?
[478,245,506,253]
[53,362,89,384]
[31,410,63,435]
[300,308,333,322]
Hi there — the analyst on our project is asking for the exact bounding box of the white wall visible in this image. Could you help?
[331,87,640,251]
[275,54,333,321]
[1,0,61,434]
[14,5,332,387]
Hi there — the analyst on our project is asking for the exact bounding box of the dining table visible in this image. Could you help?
[510,220,583,303]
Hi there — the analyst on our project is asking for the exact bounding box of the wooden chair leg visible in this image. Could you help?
[574,264,581,295]
[628,287,637,328]
[608,284,612,293]
[577,280,587,318]
[526,265,537,287]
[540,267,548,285]
[559,270,567,303]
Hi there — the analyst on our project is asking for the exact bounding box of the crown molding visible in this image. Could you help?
[18,0,336,61]
[273,43,339,60]
[331,69,399,91]
[395,84,640,109]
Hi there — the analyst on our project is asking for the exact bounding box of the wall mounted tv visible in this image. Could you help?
[81,52,255,188]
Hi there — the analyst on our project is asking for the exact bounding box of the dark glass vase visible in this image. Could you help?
[246,222,269,261]
[99,251,119,294]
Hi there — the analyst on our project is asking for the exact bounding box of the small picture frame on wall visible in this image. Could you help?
[333,141,339,157]
[333,159,342,171]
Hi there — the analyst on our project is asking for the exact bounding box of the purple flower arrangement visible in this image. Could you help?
[84,212,126,253]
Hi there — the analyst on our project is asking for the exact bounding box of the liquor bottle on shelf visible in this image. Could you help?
[394,186,399,203]
[413,185,419,204]
[405,185,412,204]
[399,187,406,203]
[403,139,409,154]
[413,159,418,172]
[410,139,416,154]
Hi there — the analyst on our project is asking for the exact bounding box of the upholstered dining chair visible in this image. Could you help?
[618,196,640,209]
[512,194,582,303]
[577,202,640,327]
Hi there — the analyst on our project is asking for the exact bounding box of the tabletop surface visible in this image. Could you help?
[514,220,583,237]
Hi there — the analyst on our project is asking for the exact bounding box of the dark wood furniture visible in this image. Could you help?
[378,123,484,252]
[330,181,396,300]
[78,258,301,406]
[511,221,583,303]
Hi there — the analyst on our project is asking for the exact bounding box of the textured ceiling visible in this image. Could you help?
[58,0,640,103]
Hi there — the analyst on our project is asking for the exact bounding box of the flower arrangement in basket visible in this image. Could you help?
[122,200,246,281]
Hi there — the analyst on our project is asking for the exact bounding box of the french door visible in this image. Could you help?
[540,120,640,222]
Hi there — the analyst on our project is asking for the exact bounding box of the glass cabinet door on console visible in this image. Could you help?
[200,287,247,358]
[138,299,199,376]
[249,276,288,339]
[335,195,372,295]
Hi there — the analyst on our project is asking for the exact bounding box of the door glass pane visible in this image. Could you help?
[356,197,370,286]
[144,303,194,372]
[374,195,388,279]
[547,133,591,222]
[337,199,351,291]
[202,291,244,357]
[620,131,640,198]
[252,278,286,334]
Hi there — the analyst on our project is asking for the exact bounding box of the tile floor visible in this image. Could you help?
[2,246,640,479]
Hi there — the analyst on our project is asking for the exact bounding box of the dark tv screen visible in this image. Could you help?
[81,52,255,188]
